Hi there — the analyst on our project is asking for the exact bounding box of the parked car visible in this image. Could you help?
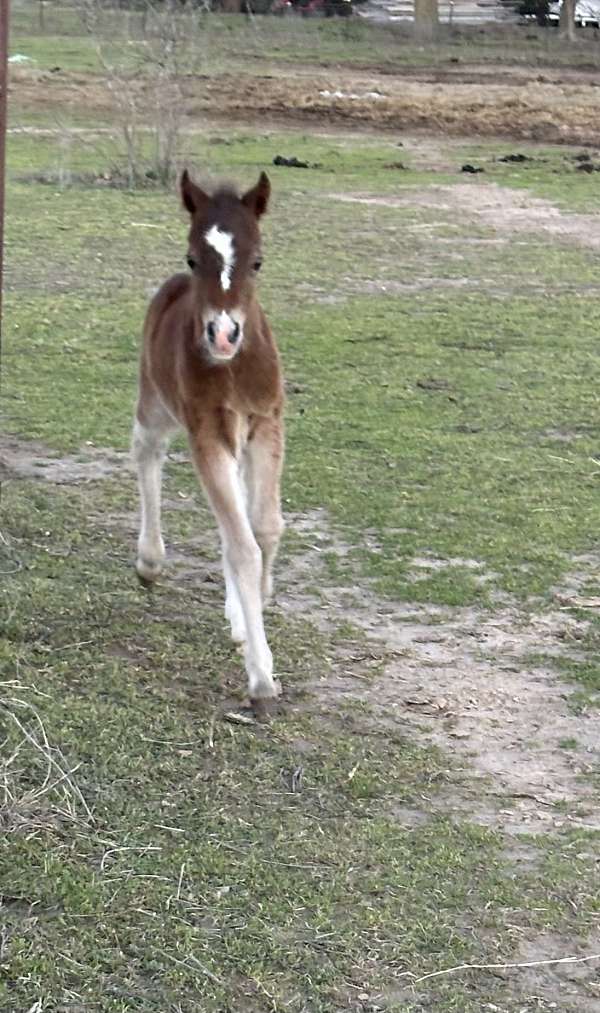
[547,0,600,23]
[271,0,353,15]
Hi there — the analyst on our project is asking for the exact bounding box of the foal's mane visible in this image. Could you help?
[191,180,241,206]
[210,183,240,200]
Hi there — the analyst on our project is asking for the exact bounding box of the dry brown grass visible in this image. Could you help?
[1,680,93,835]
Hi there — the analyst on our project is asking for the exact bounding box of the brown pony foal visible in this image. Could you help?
[132,170,284,709]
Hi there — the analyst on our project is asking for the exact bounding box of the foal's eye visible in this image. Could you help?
[253,259,262,272]
[186,255,197,271]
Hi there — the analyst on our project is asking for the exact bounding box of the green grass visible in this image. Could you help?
[526,648,600,698]
[5,135,600,603]
[4,18,600,1011]
[10,2,600,75]
[2,481,600,1012]
[450,140,600,211]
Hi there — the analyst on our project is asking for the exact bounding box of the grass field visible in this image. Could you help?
[2,4,600,1012]
[9,1,600,73]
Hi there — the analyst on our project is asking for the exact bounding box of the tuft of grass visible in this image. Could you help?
[526,649,600,696]
[558,737,579,750]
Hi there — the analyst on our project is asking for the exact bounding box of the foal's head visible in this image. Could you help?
[180,170,270,364]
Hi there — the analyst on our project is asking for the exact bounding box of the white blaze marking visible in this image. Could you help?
[215,310,233,333]
[205,225,235,292]
[203,308,245,334]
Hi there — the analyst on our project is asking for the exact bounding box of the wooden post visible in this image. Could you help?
[559,0,576,39]
[414,0,439,40]
[0,0,10,339]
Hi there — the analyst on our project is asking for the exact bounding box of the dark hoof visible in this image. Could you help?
[250,681,282,721]
[136,569,157,589]
[135,557,162,586]
[250,695,281,722]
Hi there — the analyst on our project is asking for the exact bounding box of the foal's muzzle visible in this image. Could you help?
[204,311,243,362]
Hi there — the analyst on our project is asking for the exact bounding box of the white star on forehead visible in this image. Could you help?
[205,225,235,292]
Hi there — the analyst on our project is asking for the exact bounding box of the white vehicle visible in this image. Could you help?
[548,0,600,25]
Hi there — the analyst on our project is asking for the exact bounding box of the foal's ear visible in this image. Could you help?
[180,169,209,216]
[242,172,271,219]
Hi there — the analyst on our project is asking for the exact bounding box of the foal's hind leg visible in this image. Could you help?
[132,408,173,583]
[244,416,285,604]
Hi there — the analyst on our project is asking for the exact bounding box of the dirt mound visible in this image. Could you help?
[12,62,600,145]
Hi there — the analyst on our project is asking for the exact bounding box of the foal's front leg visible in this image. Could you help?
[190,439,279,704]
[132,415,170,583]
[223,552,246,645]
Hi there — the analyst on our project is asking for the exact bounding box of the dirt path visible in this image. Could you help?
[3,434,599,842]
[332,182,600,251]
[0,434,127,484]
[278,507,600,836]
[281,527,600,836]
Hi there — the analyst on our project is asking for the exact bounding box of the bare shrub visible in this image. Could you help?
[79,0,207,187]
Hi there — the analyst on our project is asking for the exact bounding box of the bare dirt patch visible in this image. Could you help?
[279,534,600,826]
[0,434,127,484]
[11,61,600,145]
[507,932,600,1013]
[331,182,600,251]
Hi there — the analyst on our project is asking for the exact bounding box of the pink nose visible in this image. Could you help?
[215,327,235,355]
[206,319,240,355]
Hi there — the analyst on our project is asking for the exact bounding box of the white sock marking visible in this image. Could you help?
[205,225,235,292]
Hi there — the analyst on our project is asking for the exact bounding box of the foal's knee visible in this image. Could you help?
[226,537,262,578]
[132,419,167,464]
[254,515,285,555]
